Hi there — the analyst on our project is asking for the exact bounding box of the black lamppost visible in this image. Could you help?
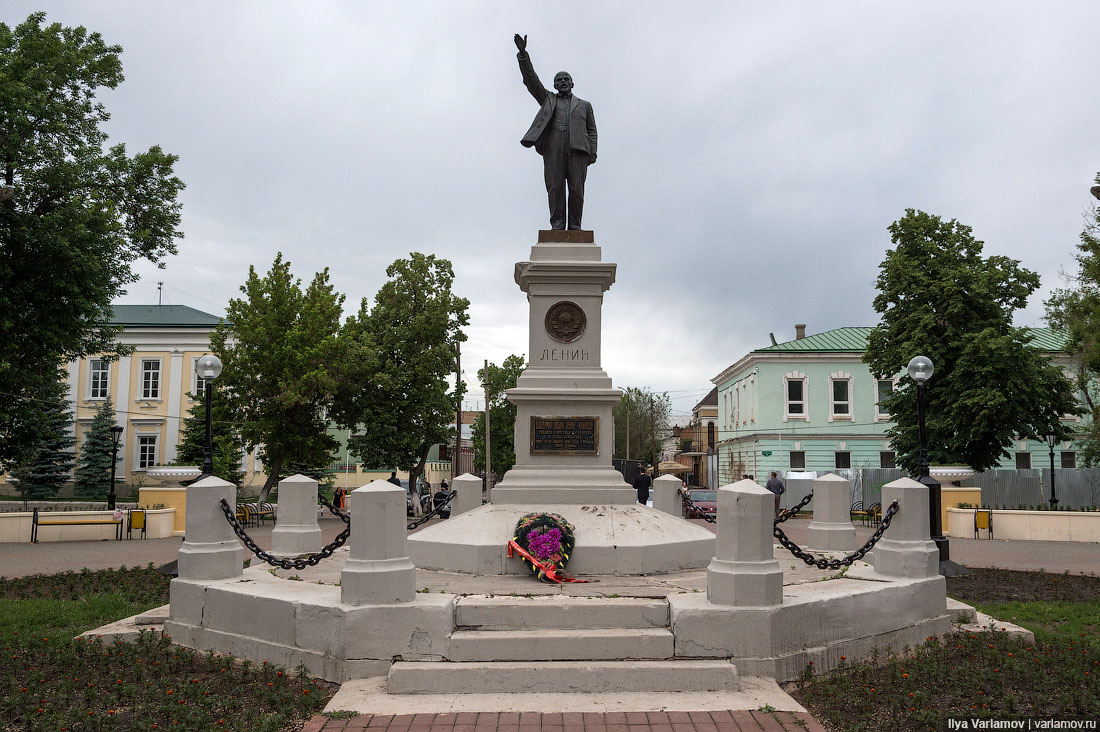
[108,425,124,510]
[1045,430,1059,508]
[908,355,953,571]
[196,354,223,480]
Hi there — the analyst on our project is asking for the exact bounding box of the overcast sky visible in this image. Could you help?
[7,2,1099,419]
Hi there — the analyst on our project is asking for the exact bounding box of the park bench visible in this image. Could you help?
[30,508,123,543]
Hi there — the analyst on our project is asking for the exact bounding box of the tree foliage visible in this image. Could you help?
[613,387,671,467]
[1045,173,1100,465]
[211,254,344,500]
[865,209,1080,473]
[10,375,74,501]
[0,13,183,464]
[333,253,469,493]
[174,386,245,486]
[73,397,117,499]
[471,354,526,476]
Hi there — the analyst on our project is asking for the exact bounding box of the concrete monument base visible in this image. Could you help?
[408,502,716,576]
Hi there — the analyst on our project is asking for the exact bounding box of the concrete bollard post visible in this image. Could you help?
[653,474,682,516]
[449,473,482,516]
[806,473,857,552]
[341,480,416,605]
[177,476,243,580]
[873,477,939,578]
[269,474,322,557]
[707,479,783,606]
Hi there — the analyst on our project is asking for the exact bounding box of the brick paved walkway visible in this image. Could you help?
[300,711,827,732]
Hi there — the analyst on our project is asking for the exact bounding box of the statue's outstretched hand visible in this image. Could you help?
[514,34,527,52]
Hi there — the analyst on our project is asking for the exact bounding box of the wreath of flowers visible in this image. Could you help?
[512,512,577,582]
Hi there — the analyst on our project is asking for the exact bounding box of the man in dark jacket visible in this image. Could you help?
[765,472,785,518]
[633,469,652,506]
[515,33,597,231]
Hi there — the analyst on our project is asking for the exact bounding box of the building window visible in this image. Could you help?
[141,359,161,400]
[191,357,210,399]
[835,451,851,469]
[1015,452,1031,470]
[707,422,715,449]
[830,372,853,420]
[785,373,807,420]
[875,379,894,420]
[789,451,806,471]
[880,451,896,469]
[89,360,109,399]
[138,435,158,469]
[1061,451,1077,469]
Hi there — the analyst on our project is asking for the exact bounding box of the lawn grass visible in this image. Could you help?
[0,565,335,731]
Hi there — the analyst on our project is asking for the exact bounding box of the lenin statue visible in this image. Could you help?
[514,34,597,231]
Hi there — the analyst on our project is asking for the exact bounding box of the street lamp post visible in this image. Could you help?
[196,354,223,480]
[907,355,952,568]
[108,425,124,510]
[1045,430,1059,508]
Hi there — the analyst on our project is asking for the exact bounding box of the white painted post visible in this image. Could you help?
[653,474,682,515]
[341,480,416,605]
[806,473,857,552]
[873,477,939,578]
[177,476,243,580]
[450,473,482,516]
[269,474,321,557]
[707,479,783,606]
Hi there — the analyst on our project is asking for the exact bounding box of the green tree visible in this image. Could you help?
[11,375,75,501]
[0,13,184,465]
[174,386,244,486]
[72,397,117,499]
[613,387,671,468]
[1045,173,1100,465]
[471,355,526,476]
[333,253,469,494]
[211,254,345,501]
[865,209,1080,474]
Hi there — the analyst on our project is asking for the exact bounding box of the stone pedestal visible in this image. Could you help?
[341,480,416,606]
[806,473,857,552]
[177,476,243,581]
[873,478,940,579]
[707,480,783,606]
[449,473,482,517]
[653,474,682,516]
[270,474,322,557]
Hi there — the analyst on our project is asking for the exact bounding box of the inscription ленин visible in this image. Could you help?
[539,348,589,361]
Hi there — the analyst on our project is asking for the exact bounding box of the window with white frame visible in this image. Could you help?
[875,379,894,420]
[192,357,210,400]
[89,360,110,399]
[830,372,853,420]
[141,359,161,400]
[784,373,807,420]
[137,435,158,469]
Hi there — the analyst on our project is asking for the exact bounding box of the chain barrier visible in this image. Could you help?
[219,499,351,570]
[407,490,457,530]
[774,499,900,570]
[775,491,815,524]
[318,493,350,524]
[677,488,717,523]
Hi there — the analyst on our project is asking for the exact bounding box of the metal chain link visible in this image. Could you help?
[318,493,350,524]
[773,500,900,570]
[219,498,351,570]
[677,488,717,523]
[407,490,457,530]
[775,491,814,524]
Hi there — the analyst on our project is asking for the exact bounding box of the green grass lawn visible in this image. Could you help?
[0,566,334,731]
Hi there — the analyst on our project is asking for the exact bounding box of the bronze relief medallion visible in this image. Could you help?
[544,301,586,343]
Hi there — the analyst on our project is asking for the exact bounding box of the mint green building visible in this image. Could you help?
[710,325,1080,483]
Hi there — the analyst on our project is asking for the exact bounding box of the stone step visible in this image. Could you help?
[447,627,674,661]
[387,659,740,694]
[455,595,669,630]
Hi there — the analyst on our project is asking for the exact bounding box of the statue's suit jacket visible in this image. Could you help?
[518,52,597,163]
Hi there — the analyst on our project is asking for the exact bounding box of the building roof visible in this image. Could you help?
[754,326,1067,354]
[693,386,718,411]
[110,304,224,328]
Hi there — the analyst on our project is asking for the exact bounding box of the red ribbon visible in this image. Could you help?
[507,539,589,583]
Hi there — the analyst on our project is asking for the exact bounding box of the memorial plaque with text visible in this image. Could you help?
[530,416,599,455]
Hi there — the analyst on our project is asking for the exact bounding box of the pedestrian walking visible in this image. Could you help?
[765,471,785,518]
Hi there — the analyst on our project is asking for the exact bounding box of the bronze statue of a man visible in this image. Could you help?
[514,34,597,231]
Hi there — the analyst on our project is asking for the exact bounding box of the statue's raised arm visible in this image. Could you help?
[514,33,526,53]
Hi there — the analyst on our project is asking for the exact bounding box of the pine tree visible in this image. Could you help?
[73,398,119,499]
[12,377,75,501]
[175,385,244,485]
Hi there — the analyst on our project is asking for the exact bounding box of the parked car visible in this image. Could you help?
[682,489,717,519]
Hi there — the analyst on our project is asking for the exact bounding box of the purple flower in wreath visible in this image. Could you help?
[527,527,563,560]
